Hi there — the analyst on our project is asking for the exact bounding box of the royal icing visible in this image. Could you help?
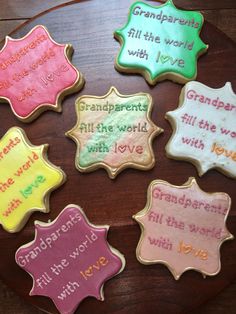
[0,25,84,122]
[166,81,236,178]
[114,0,208,85]
[0,127,65,232]
[133,178,233,279]
[66,86,163,178]
[15,205,125,314]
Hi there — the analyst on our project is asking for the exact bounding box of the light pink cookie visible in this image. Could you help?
[15,204,125,314]
[166,81,236,179]
[0,25,84,122]
[133,177,233,279]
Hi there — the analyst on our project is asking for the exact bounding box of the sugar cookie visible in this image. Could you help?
[0,25,84,122]
[133,177,233,279]
[114,0,208,85]
[0,127,65,232]
[166,81,236,178]
[66,86,163,178]
[15,204,125,314]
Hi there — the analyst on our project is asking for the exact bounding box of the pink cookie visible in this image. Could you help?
[15,205,125,314]
[133,177,233,279]
[166,81,236,179]
[0,25,84,122]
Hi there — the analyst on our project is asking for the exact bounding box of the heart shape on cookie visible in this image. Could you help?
[84,266,93,277]
[118,145,129,153]
[46,73,54,81]
[160,55,170,64]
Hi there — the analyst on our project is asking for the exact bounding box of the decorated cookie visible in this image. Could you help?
[0,127,65,232]
[133,178,233,279]
[114,0,208,85]
[15,204,125,314]
[166,81,236,179]
[0,25,84,122]
[66,86,163,178]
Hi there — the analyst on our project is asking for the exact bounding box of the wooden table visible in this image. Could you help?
[0,1,235,313]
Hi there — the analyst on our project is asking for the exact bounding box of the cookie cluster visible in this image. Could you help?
[0,1,235,314]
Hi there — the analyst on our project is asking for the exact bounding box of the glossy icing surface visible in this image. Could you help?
[133,178,233,279]
[66,87,162,178]
[0,25,81,121]
[166,81,236,178]
[0,127,65,232]
[15,205,125,314]
[114,0,207,84]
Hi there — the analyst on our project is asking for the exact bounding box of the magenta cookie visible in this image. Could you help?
[133,177,233,279]
[0,25,84,122]
[15,205,125,314]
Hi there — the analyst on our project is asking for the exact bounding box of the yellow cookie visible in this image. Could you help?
[0,127,66,232]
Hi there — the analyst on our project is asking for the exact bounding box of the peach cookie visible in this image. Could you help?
[66,87,163,178]
[166,82,236,179]
[0,25,84,122]
[133,178,233,279]
[114,0,208,85]
[0,127,65,233]
[15,204,125,314]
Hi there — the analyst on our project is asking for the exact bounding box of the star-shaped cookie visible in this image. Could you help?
[133,177,233,279]
[114,0,208,84]
[15,204,125,314]
[66,86,163,178]
[0,127,65,232]
[0,25,84,122]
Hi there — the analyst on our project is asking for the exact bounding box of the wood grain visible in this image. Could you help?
[193,280,236,314]
[203,9,236,42]
[0,279,42,314]
[0,0,235,313]
[0,0,236,19]
[0,0,72,19]
[0,20,27,42]
[1,2,236,43]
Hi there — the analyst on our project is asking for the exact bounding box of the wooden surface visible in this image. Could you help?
[0,0,236,42]
[0,0,236,313]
